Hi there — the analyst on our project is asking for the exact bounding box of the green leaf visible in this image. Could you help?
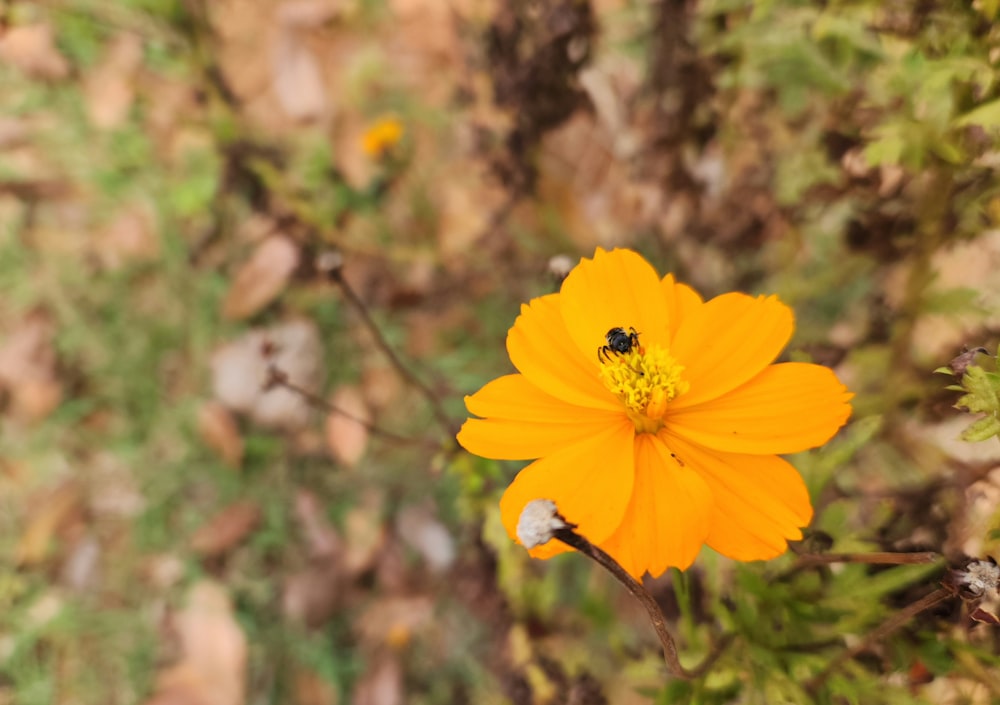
[922,286,982,315]
[863,123,906,166]
[956,367,1000,413]
[978,0,1000,19]
[960,415,1000,443]
[955,98,1000,129]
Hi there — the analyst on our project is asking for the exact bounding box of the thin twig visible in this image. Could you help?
[553,526,728,679]
[265,365,439,449]
[805,587,952,694]
[322,262,458,439]
[794,551,941,567]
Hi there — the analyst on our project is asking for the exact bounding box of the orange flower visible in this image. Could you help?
[457,248,853,579]
[361,115,403,158]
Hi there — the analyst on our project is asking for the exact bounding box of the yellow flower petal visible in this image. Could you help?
[460,375,625,460]
[464,374,604,421]
[560,249,672,363]
[665,433,811,561]
[599,434,712,578]
[669,362,853,454]
[670,293,794,409]
[499,420,636,557]
[458,415,623,461]
[507,294,620,411]
[661,273,704,342]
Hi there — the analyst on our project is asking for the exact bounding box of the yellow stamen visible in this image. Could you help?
[598,345,688,433]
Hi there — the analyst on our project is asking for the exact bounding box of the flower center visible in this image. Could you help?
[598,344,689,433]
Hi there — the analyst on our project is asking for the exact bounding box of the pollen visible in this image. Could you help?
[598,345,689,433]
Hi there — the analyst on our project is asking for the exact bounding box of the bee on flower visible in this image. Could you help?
[457,248,853,579]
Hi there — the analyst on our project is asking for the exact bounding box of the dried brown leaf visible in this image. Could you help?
[324,385,370,467]
[344,491,387,577]
[361,363,403,411]
[0,310,63,423]
[190,501,262,558]
[282,564,341,627]
[293,667,340,705]
[350,652,403,705]
[270,28,328,121]
[197,401,244,468]
[0,24,70,79]
[150,581,247,705]
[277,0,345,28]
[92,205,159,269]
[356,596,434,649]
[15,481,84,567]
[85,33,144,129]
[294,489,341,559]
[396,504,455,573]
[221,235,300,320]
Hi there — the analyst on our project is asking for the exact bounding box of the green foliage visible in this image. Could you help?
[938,346,1000,443]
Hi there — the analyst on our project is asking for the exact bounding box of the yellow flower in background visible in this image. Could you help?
[361,115,403,158]
[457,248,853,579]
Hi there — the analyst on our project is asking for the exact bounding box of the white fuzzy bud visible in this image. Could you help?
[516,499,570,549]
[957,558,1000,598]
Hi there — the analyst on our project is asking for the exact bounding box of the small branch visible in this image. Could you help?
[552,526,727,679]
[805,587,952,694]
[265,365,439,450]
[794,551,941,567]
[320,257,458,438]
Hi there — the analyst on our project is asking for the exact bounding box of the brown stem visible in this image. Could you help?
[323,263,458,439]
[805,587,952,694]
[794,551,940,567]
[265,365,439,450]
[553,526,728,679]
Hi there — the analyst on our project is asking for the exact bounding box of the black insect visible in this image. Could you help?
[598,326,640,363]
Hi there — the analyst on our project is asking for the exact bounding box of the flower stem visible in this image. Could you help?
[553,526,727,679]
[805,587,952,694]
[794,551,940,567]
[320,255,458,439]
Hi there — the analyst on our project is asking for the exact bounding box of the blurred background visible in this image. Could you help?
[2,0,1000,703]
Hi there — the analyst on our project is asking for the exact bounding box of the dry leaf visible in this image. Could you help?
[270,28,328,121]
[293,667,340,705]
[0,309,63,423]
[16,481,84,566]
[88,451,146,519]
[92,205,159,269]
[222,235,300,320]
[277,0,345,28]
[294,489,341,559]
[197,401,245,468]
[0,24,70,79]
[436,173,491,259]
[211,319,323,430]
[344,490,387,577]
[361,363,403,411]
[325,385,370,467]
[85,33,144,129]
[350,652,403,705]
[191,501,262,558]
[61,533,101,593]
[961,467,1000,557]
[283,490,344,625]
[283,563,342,627]
[150,581,247,705]
[395,504,455,573]
[356,596,433,649]
[0,117,29,148]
